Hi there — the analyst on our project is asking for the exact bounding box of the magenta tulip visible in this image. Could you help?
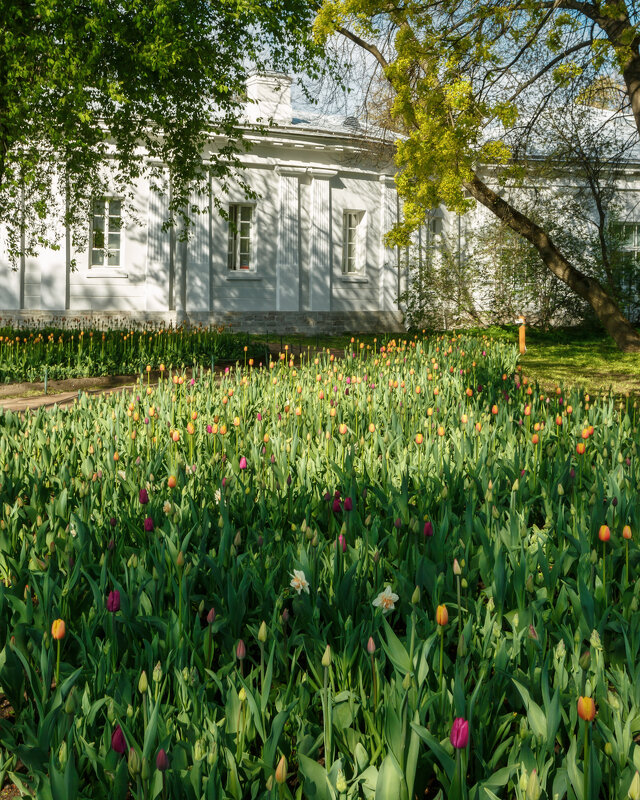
[139,488,149,504]
[450,717,469,749]
[143,517,154,532]
[111,724,127,755]
[239,456,247,470]
[156,748,169,771]
[107,589,120,613]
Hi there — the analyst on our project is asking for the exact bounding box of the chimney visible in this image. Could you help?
[245,72,292,125]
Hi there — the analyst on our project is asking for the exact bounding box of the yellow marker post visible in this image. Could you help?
[517,316,526,355]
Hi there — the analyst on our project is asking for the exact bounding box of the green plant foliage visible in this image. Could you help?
[0,332,639,797]
[0,0,325,261]
[0,325,255,383]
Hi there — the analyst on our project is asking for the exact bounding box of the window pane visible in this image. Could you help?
[240,206,252,222]
[108,233,120,248]
[91,249,104,266]
[109,200,121,217]
[107,250,120,266]
[93,228,105,249]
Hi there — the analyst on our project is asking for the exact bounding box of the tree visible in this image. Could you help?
[315,0,640,350]
[0,0,323,261]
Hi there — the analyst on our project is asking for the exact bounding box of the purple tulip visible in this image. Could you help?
[332,499,341,514]
[110,517,117,527]
[156,748,169,771]
[139,488,149,505]
[424,521,433,537]
[107,589,121,613]
[344,497,353,512]
[144,517,154,532]
[111,725,127,755]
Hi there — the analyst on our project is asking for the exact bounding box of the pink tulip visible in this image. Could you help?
[239,456,247,470]
[450,717,469,749]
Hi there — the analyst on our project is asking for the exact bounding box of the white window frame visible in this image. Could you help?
[90,197,124,273]
[613,221,640,318]
[227,203,255,272]
[342,210,367,276]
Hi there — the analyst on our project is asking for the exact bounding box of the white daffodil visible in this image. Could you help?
[290,569,310,595]
[372,586,399,613]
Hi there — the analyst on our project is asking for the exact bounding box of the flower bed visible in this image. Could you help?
[0,334,637,799]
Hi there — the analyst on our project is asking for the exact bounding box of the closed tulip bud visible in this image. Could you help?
[336,769,347,794]
[107,698,116,723]
[577,696,596,721]
[557,483,564,496]
[156,749,169,772]
[64,687,77,715]
[137,670,148,694]
[526,769,541,800]
[411,586,420,604]
[457,633,467,658]
[519,770,529,791]
[238,687,247,702]
[599,525,611,542]
[58,740,67,767]
[127,703,134,718]
[275,755,287,785]
[194,739,204,762]
[176,551,185,568]
[258,621,268,643]
[604,742,613,757]
[453,559,461,575]
[629,771,640,800]
[111,724,127,755]
[266,775,274,792]
[153,661,163,683]
[322,644,331,667]
[402,672,412,690]
[436,604,448,626]
[579,650,591,670]
[461,577,468,589]
[128,747,141,776]
[51,619,66,640]
[367,636,376,654]
[526,574,534,593]
[141,757,150,781]
[236,639,246,660]
[207,607,216,625]
[623,525,632,540]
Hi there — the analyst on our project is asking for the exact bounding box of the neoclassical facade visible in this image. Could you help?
[0,74,407,333]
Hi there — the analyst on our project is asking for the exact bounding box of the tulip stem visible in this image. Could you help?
[626,540,629,589]
[602,542,606,604]
[439,628,444,715]
[456,575,462,639]
[371,652,377,715]
[55,639,60,687]
[584,721,590,800]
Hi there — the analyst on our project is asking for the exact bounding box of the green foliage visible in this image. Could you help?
[0,325,254,383]
[0,333,639,797]
[0,0,324,261]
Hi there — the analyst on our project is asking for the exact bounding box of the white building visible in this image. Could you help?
[0,74,409,333]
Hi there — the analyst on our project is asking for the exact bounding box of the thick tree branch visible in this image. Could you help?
[337,27,390,70]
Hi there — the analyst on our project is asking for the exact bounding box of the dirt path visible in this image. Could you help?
[0,345,349,413]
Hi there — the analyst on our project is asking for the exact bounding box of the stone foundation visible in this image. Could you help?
[0,309,406,334]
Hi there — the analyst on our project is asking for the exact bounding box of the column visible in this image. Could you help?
[275,168,300,311]
[309,169,337,311]
[186,185,210,313]
[146,180,172,311]
[379,175,399,311]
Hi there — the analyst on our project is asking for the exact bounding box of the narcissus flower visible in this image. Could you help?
[372,586,399,613]
[290,570,310,595]
[450,717,469,748]
[577,696,596,721]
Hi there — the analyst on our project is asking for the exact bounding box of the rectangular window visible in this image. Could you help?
[91,198,122,267]
[612,222,640,319]
[227,204,254,270]
[342,211,365,274]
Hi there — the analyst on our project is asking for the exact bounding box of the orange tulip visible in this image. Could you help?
[415,433,424,444]
[576,442,585,455]
[51,619,66,640]
[598,525,610,542]
[436,604,448,626]
[623,525,632,540]
[577,696,596,722]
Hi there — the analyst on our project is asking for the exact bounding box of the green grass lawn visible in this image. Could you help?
[254,325,640,396]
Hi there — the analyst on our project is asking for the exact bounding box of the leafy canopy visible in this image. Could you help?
[0,0,324,260]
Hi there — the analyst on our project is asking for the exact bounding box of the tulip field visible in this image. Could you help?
[1,333,640,799]
[0,324,253,382]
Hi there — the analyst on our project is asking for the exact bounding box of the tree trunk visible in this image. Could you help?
[464,173,640,352]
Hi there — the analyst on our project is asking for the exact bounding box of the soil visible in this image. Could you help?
[0,344,347,413]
